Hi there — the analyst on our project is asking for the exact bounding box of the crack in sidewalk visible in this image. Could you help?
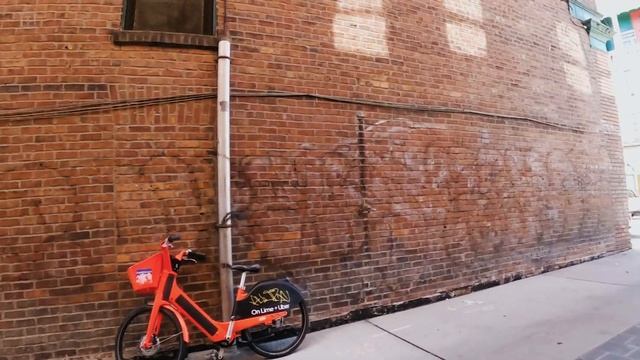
[542,274,634,287]
[365,320,447,360]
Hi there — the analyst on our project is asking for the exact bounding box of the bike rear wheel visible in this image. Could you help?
[115,306,187,360]
[245,299,309,358]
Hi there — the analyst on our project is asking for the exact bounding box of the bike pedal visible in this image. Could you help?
[207,348,224,360]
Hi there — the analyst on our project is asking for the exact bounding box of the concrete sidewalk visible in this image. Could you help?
[189,223,640,360]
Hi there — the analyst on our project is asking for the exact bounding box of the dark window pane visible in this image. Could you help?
[130,0,208,35]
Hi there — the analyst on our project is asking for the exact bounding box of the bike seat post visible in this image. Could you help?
[226,271,248,343]
[238,271,248,290]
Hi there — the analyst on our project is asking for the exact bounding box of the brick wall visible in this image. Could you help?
[0,0,629,359]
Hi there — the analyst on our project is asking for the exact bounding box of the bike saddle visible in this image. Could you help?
[230,264,261,273]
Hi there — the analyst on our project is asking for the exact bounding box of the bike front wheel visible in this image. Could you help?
[115,305,187,360]
[244,299,309,358]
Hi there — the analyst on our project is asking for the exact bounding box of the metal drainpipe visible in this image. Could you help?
[217,36,234,321]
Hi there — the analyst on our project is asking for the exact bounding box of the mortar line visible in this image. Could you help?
[365,320,447,360]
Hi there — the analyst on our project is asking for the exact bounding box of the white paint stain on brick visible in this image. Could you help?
[333,0,389,57]
[444,0,486,57]
[446,22,487,57]
[333,14,389,57]
[556,23,587,66]
[556,22,592,94]
[444,0,483,21]
[338,0,383,12]
[433,170,449,188]
[480,129,490,144]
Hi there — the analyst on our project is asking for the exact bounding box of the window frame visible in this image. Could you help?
[567,0,614,53]
[121,0,215,36]
[114,0,217,49]
[568,0,604,22]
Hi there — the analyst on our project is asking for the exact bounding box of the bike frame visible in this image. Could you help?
[140,243,287,349]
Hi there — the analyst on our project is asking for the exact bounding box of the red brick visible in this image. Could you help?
[0,0,628,359]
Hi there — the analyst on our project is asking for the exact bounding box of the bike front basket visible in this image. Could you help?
[127,253,163,295]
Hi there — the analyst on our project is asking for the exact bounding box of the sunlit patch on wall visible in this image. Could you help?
[555,23,587,65]
[338,0,383,12]
[556,22,592,94]
[446,22,487,57]
[563,63,593,94]
[444,0,483,21]
[333,14,389,56]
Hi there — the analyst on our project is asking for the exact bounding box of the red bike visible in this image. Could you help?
[114,234,309,359]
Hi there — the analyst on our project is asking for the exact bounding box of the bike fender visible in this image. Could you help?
[234,279,305,320]
[161,302,190,343]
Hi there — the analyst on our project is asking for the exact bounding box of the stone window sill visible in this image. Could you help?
[112,30,218,50]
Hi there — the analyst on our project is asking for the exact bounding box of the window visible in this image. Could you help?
[568,0,603,23]
[567,0,614,52]
[123,0,214,35]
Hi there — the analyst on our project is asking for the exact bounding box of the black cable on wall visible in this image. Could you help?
[0,90,593,134]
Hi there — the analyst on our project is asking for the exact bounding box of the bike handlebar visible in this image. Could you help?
[171,249,206,272]
[162,234,207,268]
[167,234,181,242]
[187,250,206,262]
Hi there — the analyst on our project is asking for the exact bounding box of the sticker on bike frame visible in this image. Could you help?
[135,268,153,285]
